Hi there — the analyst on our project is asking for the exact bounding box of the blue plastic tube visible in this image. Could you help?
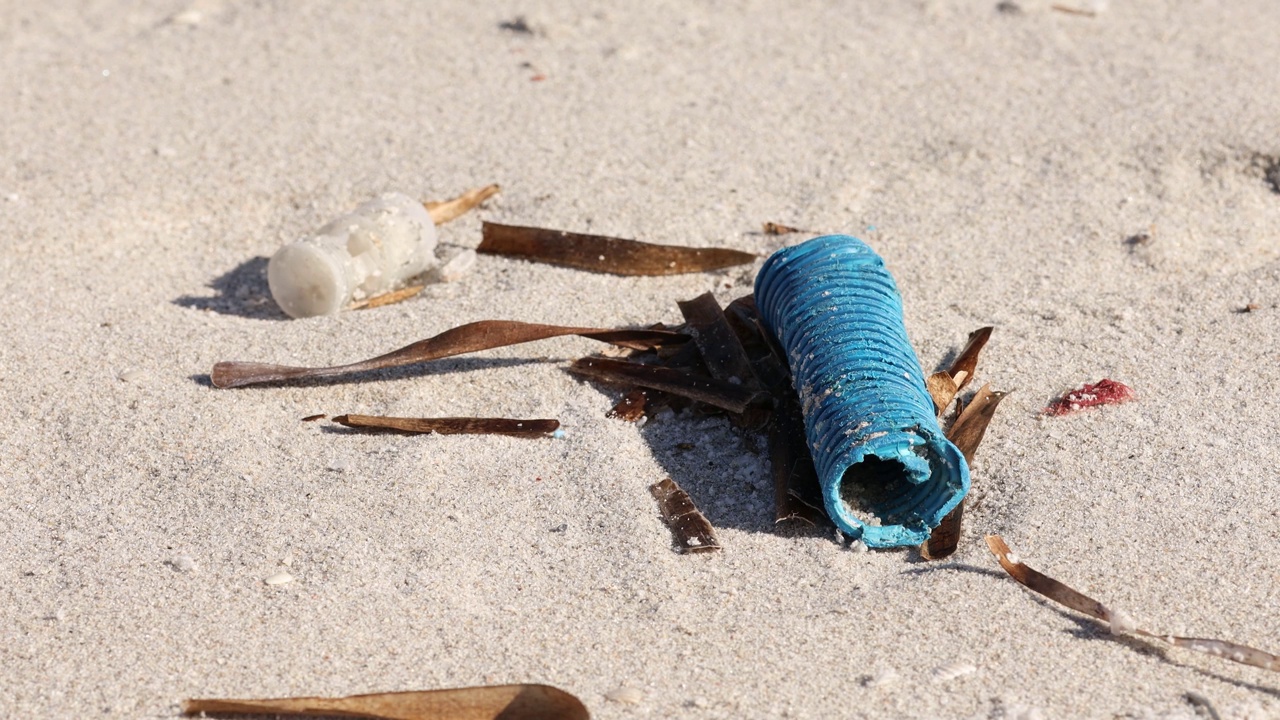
[754,235,969,547]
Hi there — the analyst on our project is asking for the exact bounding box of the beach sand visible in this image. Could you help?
[2,1,1279,717]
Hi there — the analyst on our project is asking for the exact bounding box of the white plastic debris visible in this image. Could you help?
[436,248,477,282]
[264,572,295,586]
[1107,607,1138,635]
[268,192,438,318]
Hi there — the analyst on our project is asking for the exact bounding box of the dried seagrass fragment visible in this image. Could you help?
[423,183,500,225]
[182,683,589,720]
[332,415,559,438]
[479,222,757,275]
[568,357,762,414]
[946,326,993,391]
[754,235,970,547]
[922,384,1008,560]
[650,477,720,553]
[211,321,685,388]
[986,535,1280,673]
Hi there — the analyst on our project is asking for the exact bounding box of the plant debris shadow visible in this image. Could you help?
[174,256,288,320]
[625,403,828,541]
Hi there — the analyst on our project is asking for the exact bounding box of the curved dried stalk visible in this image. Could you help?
[212,320,686,388]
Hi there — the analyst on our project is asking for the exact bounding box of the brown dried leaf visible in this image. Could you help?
[607,388,653,422]
[211,321,686,388]
[768,400,827,526]
[946,326,993,392]
[920,502,964,561]
[650,478,720,553]
[568,358,763,414]
[985,535,1280,673]
[332,415,559,438]
[985,535,1108,621]
[678,293,768,428]
[922,385,1007,559]
[424,184,501,225]
[926,371,959,416]
[947,384,1008,464]
[479,222,757,276]
[182,684,589,720]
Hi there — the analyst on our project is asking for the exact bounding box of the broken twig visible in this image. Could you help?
[332,415,560,438]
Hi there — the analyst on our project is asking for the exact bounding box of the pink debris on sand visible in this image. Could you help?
[1043,379,1136,416]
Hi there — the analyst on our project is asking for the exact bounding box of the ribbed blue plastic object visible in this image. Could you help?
[754,235,970,547]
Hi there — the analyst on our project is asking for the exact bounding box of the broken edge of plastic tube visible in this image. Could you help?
[268,192,439,318]
[754,235,969,547]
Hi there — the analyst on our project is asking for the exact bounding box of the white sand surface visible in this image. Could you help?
[3,1,1280,717]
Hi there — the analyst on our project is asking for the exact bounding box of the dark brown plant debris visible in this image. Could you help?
[650,477,720,553]
[568,357,762,414]
[301,414,326,422]
[183,684,589,720]
[424,184,501,225]
[762,222,808,235]
[332,415,560,438]
[479,222,757,275]
[986,535,1280,673]
[1238,303,1261,314]
[922,384,1009,560]
[211,320,686,388]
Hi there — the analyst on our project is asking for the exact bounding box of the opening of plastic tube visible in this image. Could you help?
[828,437,966,547]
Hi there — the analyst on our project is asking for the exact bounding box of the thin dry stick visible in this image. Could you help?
[183,684,589,720]
[350,284,427,311]
[479,222,758,275]
[424,184,501,225]
[332,415,559,438]
[211,321,686,388]
[986,535,1280,673]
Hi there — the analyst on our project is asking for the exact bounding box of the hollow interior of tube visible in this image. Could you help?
[838,455,928,528]
[267,241,347,318]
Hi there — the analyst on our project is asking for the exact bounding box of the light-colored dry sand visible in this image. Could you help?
[3,1,1280,718]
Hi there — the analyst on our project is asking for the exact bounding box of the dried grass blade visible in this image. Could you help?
[479,222,757,275]
[921,502,964,560]
[926,371,959,416]
[212,321,686,388]
[762,222,806,235]
[947,326,993,392]
[947,384,1008,464]
[182,683,589,720]
[568,358,762,414]
[350,285,426,310]
[986,535,1280,673]
[650,477,720,553]
[1164,637,1280,672]
[921,385,1007,559]
[332,415,559,438]
[424,184,501,225]
[678,293,758,389]
[984,534,1108,621]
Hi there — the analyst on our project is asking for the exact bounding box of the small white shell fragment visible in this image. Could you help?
[117,368,146,383]
[170,555,195,573]
[1107,607,1138,635]
[264,572,295,586]
[605,686,644,704]
[436,248,477,282]
[268,192,438,318]
[931,661,977,683]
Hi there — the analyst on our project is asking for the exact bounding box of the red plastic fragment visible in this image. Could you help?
[1043,379,1136,416]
